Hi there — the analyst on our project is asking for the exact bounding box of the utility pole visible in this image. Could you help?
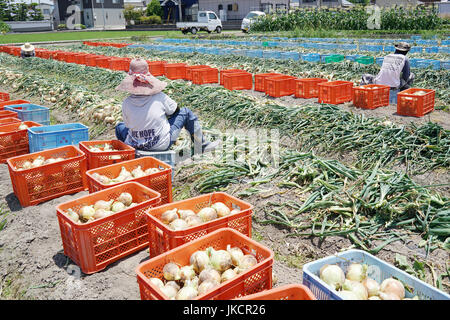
[178,0,182,22]
[100,0,106,30]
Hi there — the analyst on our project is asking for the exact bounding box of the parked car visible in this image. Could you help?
[241,11,265,33]
[176,11,222,35]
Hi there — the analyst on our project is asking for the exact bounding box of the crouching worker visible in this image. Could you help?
[20,43,35,58]
[360,42,414,91]
[115,59,219,154]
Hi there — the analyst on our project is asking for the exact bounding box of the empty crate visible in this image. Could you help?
[191,67,219,85]
[5,103,50,125]
[295,78,328,99]
[164,63,187,80]
[352,84,390,109]
[254,73,283,92]
[28,123,89,153]
[318,81,354,105]
[147,61,167,77]
[223,72,253,91]
[265,75,297,98]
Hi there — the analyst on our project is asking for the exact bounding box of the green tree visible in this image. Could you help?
[0,20,10,34]
[146,0,163,18]
[28,3,44,21]
[123,4,143,24]
[0,0,12,21]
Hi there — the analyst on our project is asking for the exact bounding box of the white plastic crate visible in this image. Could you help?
[302,249,450,300]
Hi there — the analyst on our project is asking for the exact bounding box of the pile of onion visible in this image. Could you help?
[15,155,65,170]
[149,245,258,300]
[319,263,417,300]
[160,203,241,231]
[66,192,137,223]
[91,165,163,185]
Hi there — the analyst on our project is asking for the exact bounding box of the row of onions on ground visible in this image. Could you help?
[320,263,419,300]
[160,203,240,230]
[150,246,258,300]
[66,192,136,223]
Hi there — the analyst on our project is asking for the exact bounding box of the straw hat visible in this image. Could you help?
[394,42,411,52]
[116,59,167,96]
[21,43,35,52]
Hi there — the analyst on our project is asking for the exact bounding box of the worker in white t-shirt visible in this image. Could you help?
[115,59,219,154]
[360,42,414,91]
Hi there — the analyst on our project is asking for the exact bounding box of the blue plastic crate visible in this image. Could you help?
[411,35,422,41]
[346,54,363,62]
[442,61,450,70]
[442,40,450,46]
[28,123,89,153]
[280,51,300,60]
[376,57,384,66]
[425,46,439,54]
[246,49,263,58]
[384,45,395,52]
[360,44,383,52]
[302,53,320,63]
[5,103,50,125]
[416,59,440,70]
[438,47,450,54]
[339,44,357,50]
[135,149,176,181]
[302,249,450,300]
[409,46,423,53]
[262,50,281,59]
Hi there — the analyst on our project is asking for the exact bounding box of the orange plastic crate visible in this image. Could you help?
[56,182,161,274]
[352,84,390,110]
[7,145,88,207]
[85,54,100,67]
[235,284,316,300]
[86,157,172,205]
[136,228,273,300]
[223,72,253,91]
[192,67,219,85]
[40,50,51,59]
[0,99,30,111]
[254,73,283,92]
[265,75,297,98]
[186,65,210,81]
[164,63,187,80]
[147,61,166,77]
[95,56,111,68]
[0,121,42,163]
[73,53,88,65]
[11,47,21,56]
[34,49,45,58]
[0,117,21,126]
[65,53,77,64]
[147,192,253,257]
[0,92,9,102]
[0,110,19,119]
[294,78,328,99]
[109,57,126,71]
[79,140,135,170]
[397,88,435,117]
[318,80,354,105]
[220,69,247,85]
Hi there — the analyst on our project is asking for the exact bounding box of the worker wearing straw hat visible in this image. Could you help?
[20,43,35,58]
[360,42,415,91]
[115,59,220,154]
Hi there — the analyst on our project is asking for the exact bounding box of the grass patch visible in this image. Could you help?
[0,274,29,300]
[274,252,309,269]
[252,230,264,242]
[0,204,9,232]
[0,30,180,44]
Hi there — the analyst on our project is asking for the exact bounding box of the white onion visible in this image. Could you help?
[80,205,95,220]
[190,251,210,274]
[67,209,80,223]
[208,248,232,272]
[346,263,367,282]
[111,201,126,213]
[178,209,196,220]
[169,218,188,231]
[362,278,380,297]
[338,290,361,300]
[320,264,345,290]
[161,208,179,224]
[131,166,146,178]
[149,277,164,289]
[197,207,217,222]
[117,192,133,206]
[379,292,401,300]
[343,279,368,300]
[227,245,244,266]
[179,265,196,282]
[211,202,231,218]
[380,278,405,299]
[94,200,112,211]
[163,262,181,281]
[368,296,381,300]
[199,268,221,285]
[165,281,180,291]
[221,268,237,283]
[176,286,198,300]
[198,280,218,296]
[160,285,178,299]
[93,209,110,220]
[185,215,203,227]
[238,254,257,272]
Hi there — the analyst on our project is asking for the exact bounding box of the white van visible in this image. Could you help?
[241,11,266,33]
[176,11,222,35]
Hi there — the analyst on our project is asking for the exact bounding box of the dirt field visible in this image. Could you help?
[0,75,448,300]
